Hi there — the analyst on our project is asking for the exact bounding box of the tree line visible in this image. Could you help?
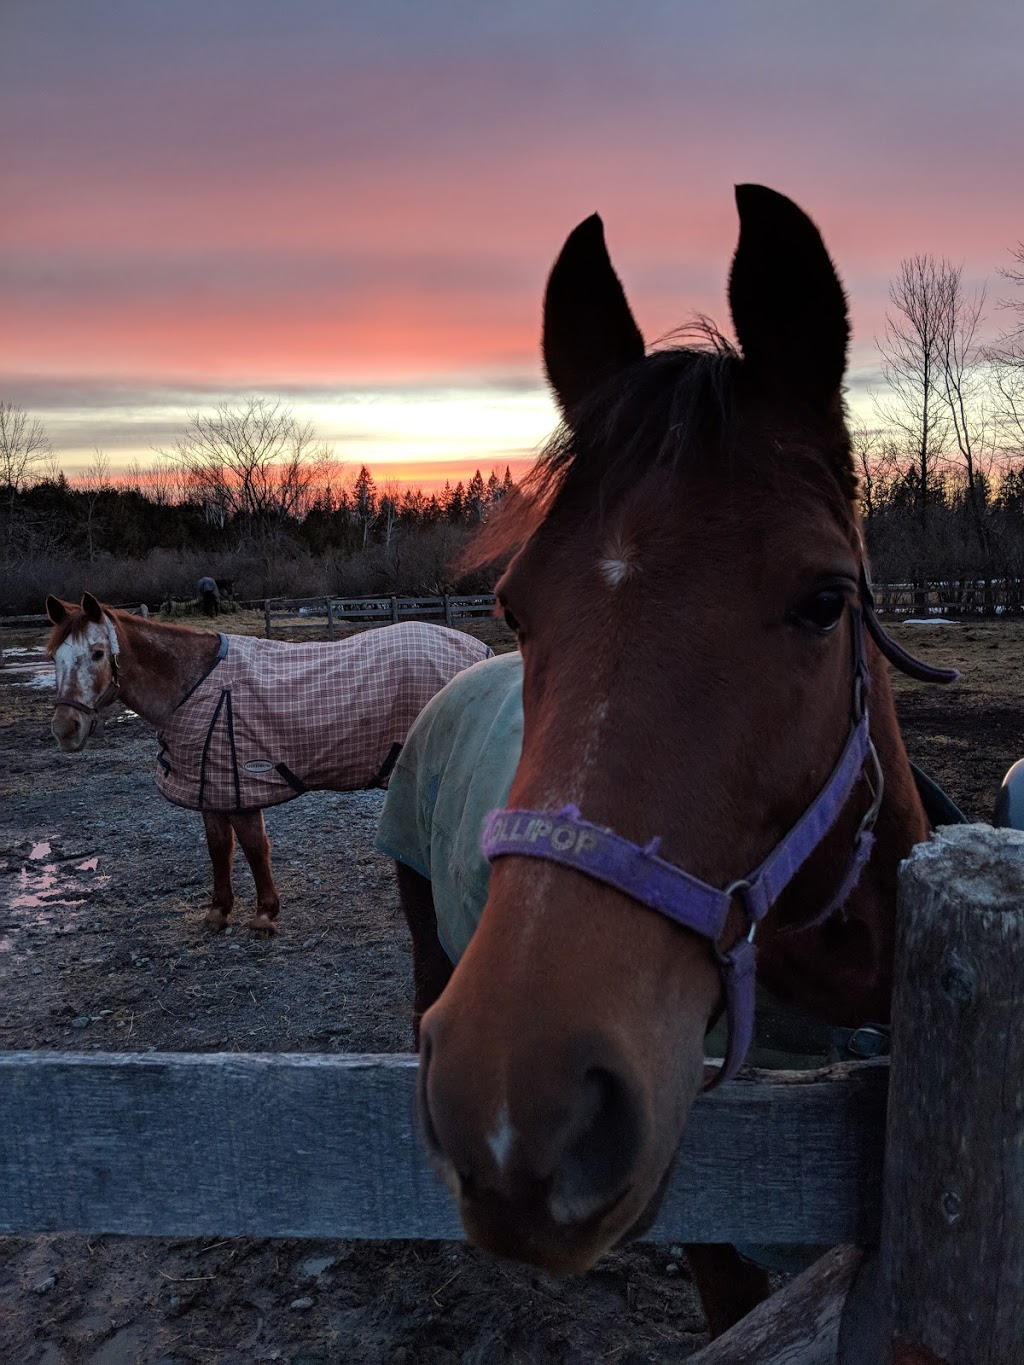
[0,398,516,613]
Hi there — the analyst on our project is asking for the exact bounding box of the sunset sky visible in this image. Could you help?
[3,1,1023,487]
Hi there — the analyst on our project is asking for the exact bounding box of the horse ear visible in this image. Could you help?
[45,595,68,625]
[728,185,849,407]
[82,592,104,623]
[543,214,645,417]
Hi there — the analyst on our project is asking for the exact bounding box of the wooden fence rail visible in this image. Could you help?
[261,594,496,637]
[5,581,1024,635]
[0,1053,884,1244]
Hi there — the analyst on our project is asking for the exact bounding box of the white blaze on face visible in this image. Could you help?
[486,1100,517,1173]
[52,621,112,707]
[559,537,637,800]
[506,536,634,941]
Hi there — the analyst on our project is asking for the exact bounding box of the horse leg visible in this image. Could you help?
[684,1243,772,1339]
[395,862,454,1047]
[230,809,281,934]
[202,811,235,931]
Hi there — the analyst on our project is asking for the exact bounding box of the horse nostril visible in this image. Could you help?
[51,713,77,744]
[416,1021,444,1158]
[549,1067,644,1226]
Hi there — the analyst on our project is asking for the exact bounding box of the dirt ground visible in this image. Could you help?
[2,613,1023,1364]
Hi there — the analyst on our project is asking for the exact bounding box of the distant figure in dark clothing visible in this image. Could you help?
[198,576,221,617]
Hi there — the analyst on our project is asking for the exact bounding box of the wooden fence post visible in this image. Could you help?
[325,597,334,634]
[444,594,453,627]
[391,596,399,623]
[875,825,1024,1364]
[264,599,272,639]
[688,1246,865,1365]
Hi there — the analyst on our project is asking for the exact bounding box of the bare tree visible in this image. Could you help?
[378,479,401,548]
[159,398,326,535]
[876,256,954,532]
[77,450,112,563]
[936,268,993,551]
[305,451,347,516]
[990,241,1024,454]
[0,401,53,509]
[851,424,886,520]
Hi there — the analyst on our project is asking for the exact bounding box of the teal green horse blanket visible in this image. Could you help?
[375,650,523,962]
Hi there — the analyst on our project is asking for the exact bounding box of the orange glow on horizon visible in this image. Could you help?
[71,456,536,498]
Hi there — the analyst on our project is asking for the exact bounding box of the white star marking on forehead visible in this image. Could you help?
[599,536,637,588]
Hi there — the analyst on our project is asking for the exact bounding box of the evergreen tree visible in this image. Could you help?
[447,481,465,524]
[353,465,377,549]
[466,469,486,524]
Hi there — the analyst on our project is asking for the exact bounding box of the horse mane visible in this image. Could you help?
[45,605,214,657]
[462,321,857,576]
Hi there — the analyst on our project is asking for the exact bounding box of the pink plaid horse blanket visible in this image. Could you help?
[154,622,492,812]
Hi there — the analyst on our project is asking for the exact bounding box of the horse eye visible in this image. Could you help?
[91,648,105,661]
[791,589,847,635]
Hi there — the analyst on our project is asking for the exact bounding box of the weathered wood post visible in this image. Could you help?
[875,825,1024,1364]
[325,596,334,635]
[263,599,272,639]
[391,596,399,623]
[444,593,453,628]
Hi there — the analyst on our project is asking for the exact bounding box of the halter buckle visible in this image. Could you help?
[857,738,885,840]
[723,878,758,944]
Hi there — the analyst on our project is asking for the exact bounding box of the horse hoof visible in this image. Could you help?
[249,913,278,935]
[204,910,229,932]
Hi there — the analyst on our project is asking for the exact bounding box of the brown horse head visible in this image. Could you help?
[46,592,122,751]
[418,187,928,1274]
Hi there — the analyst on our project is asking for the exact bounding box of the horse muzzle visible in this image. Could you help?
[52,705,94,751]
[51,695,114,751]
[417,1011,684,1275]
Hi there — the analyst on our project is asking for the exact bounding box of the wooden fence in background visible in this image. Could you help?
[260,593,496,638]
[6,581,1024,642]
[872,576,1024,616]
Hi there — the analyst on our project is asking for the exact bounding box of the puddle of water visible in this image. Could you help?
[10,891,87,911]
[1,844,112,954]
[15,668,56,690]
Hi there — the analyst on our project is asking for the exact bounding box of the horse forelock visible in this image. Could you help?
[45,606,112,657]
[463,331,857,576]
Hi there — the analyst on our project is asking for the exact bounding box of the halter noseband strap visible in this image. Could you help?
[481,576,958,1087]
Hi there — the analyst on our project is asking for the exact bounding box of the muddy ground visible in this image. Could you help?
[2,614,1023,1364]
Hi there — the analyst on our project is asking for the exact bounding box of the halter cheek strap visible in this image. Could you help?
[859,565,959,685]
[481,584,958,1088]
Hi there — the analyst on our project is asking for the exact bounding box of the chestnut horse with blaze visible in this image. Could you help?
[383,187,957,1336]
[45,595,489,932]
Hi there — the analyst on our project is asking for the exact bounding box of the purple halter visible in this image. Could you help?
[481,575,958,1087]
